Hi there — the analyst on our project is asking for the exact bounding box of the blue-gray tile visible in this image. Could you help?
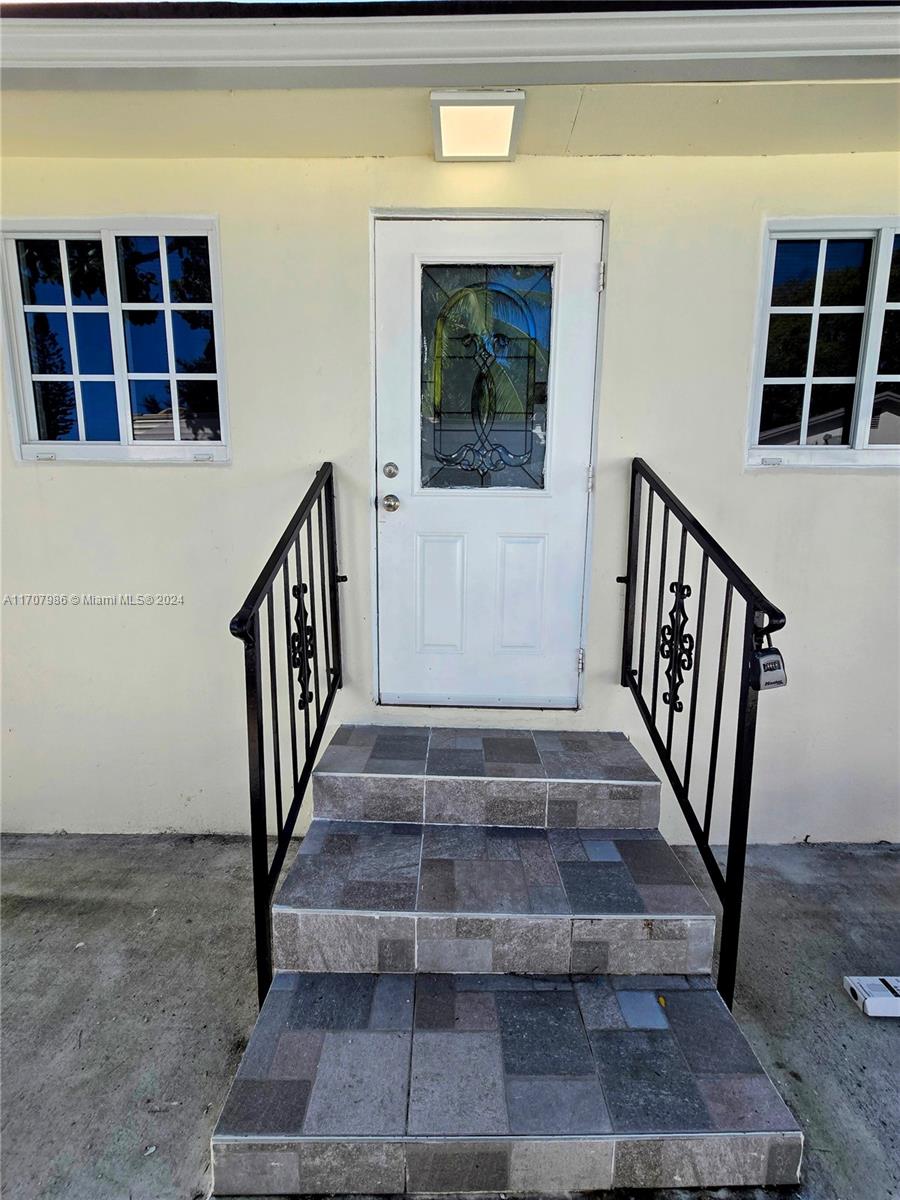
[302,1031,410,1135]
[218,1079,311,1136]
[559,861,647,914]
[583,839,622,862]
[496,989,594,1077]
[426,748,486,777]
[370,974,415,1031]
[408,1031,509,1135]
[589,1029,713,1133]
[287,973,375,1030]
[665,990,766,1075]
[506,1076,612,1134]
[617,989,670,1029]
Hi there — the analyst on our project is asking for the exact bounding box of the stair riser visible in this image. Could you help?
[272,909,715,976]
[212,1131,803,1195]
[313,773,661,829]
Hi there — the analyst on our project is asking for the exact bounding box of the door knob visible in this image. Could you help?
[382,494,400,512]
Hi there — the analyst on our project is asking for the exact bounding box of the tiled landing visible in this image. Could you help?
[273,820,714,975]
[314,726,660,827]
[211,972,802,1196]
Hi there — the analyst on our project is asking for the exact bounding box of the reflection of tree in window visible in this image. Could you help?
[66,241,106,305]
[35,382,77,440]
[117,237,162,302]
[167,238,212,303]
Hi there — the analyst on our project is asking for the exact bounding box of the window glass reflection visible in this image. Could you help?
[177,381,221,441]
[74,312,114,375]
[123,311,168,372]
[807,384,855,445]
[877,311,899,375]
[820,239,872,306]
[172,310,216,372]
[813,314,864,377]
[887,235,900,304]
[66,241,107,305]
[17,241,65,305]
[33,381,78,440]
[117,236,163,302]
[26,312,72,374]
[81,382,120,441]
[770,241,818,307]
[167,237,212,303]
[764,314,810,377]
[129,380,174,441]
[758,384,804,445]
[869,383,900,445]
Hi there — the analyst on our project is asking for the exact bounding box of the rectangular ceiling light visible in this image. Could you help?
[431,90,525,162]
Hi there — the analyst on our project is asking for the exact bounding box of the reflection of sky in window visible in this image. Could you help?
[123,312,168,372]
[81,382,120,441]
[172,311,216,372]
[771,241,818,306]
[74,313,114,374]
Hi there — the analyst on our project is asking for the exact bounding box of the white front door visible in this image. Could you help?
[374,217,602,707]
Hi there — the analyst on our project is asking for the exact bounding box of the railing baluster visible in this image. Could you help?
[282,559,299,786]
[294,536,311,756]
[621,464,642,686]
[265,588,283,838]
[637,488,654,693]
[324,467,344,689]
[683,552,709,793]
[306,519,322,723]
[704,580,733,840]
[665,524,689,754]
[650,504,670,722]
[243,611,272,1007]
[317,496,333,683]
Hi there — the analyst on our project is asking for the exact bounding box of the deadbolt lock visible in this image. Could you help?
[383,462,399,479]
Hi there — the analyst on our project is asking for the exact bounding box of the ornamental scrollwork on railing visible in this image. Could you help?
[659,582,695,713]
[291,583,315,710]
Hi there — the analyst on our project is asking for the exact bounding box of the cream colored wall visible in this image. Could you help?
[2,152,899,842]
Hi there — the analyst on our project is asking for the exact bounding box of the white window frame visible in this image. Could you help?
[1,216,229,464]
[748,216,900,469]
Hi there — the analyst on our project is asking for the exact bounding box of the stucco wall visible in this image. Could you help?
[1,152,898,841]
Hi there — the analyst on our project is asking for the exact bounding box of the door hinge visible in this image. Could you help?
[598,261,606,293]
[577,648,586,674]
[586,465,595,493]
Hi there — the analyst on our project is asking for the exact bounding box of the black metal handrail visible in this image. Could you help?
[231,462,344,1004]
[620,457,786,1007]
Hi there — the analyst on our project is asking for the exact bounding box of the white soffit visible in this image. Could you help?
[2,8,900,89]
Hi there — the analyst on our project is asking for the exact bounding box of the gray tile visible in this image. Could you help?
[509,1139,614,1193]
[767,1133,805,1184]
[405,1141,510,1193]
[268,1030,324,1080]
[273,911,414,972]
[213,1145,301,1195]
[340,880,417,911]
[453,990,498,1031]
[617,989,670,1029]
[548,827,588,861]
[426,748,486,777]
[418,931,493,973]
[611,973,692,990]
[491,916,572,973]
[590,1029,713,1133]
[496,988,594,1077]
[612,1133,780,1189]
[571,916,708,975]
[296,1140,405,1194]
[666,989,767,1075]
[617,836,694,884]
[313,773,423,822]
[377,936,415,972]
[368,732,430,760]
[287,973,376,1030]
[482,734,541,764]
[527,883,570,913]
[217,1078,311,1135]
[638,882,711,915]
[416,860,455,912]
[571,938,609,973]
[699,1072,801,1132]
[414,974,456,1030]
[303,1030,410,1134]
[453,859,531,913]
[583,838,622,862]
[484,780,547,825]
[575,976,627,1030]
[506,1076,612,1134]
[363,756,429,776]
[548,781,660,827]
[423,778,486,824]
[408,1031,509,1134]
[422,823,487,859]
[541,749,658,783]
[559,861,647,914]
[370,974,415,1031]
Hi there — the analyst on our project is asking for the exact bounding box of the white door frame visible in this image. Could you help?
[368,207,609,709]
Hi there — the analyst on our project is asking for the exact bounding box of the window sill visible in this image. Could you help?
[19,442,230,464]
[747,447,900,470]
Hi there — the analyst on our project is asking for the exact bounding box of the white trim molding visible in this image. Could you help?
[2,7,899,89]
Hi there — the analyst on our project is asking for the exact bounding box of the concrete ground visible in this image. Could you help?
[1,836,897,1200]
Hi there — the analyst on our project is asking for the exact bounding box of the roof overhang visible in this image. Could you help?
[2,5,898,90]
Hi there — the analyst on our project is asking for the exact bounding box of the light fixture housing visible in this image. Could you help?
[431,90,525,162]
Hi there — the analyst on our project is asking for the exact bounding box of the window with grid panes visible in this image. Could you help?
[750,219,900,467]
[2,220,227,462]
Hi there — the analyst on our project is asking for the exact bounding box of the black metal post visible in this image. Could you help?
[324,464,344,688]
[716,601,761,1008]
[620,462,642,686]
[243,612,273,1006]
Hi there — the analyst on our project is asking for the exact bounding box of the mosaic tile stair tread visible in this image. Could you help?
[211,971,802,1196]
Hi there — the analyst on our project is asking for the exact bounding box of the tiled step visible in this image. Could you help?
[211,971,803,1196]
[313,725,660,828]
[272,819,715,976]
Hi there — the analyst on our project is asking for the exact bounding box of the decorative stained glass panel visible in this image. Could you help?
[421,263,552,489]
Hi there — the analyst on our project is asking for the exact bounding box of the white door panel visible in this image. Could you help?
[375,218,601,707]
